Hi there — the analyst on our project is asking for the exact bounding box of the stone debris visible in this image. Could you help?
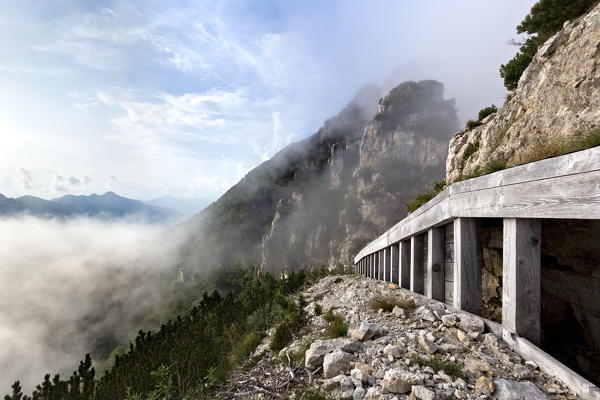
[224,275,577,399]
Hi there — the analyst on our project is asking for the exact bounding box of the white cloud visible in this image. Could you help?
[16,168,33,190]
[52,174,92,192]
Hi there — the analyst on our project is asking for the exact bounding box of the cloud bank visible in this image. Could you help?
[0,216,186,393]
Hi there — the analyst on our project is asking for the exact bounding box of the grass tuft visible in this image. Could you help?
[405,180,445,213]
[314,303,323,316]
[410,357,464,379]
[368,294,415,313]
[322,309,348,338]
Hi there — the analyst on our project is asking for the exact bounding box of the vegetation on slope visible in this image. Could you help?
[5,267,333,400]
[500,0,598,90]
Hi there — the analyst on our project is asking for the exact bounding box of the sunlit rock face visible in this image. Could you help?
[181,81,459,274]
[446,2,600,183]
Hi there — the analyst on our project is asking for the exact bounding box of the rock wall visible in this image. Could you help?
[480,220,503,324]
[446,2,600,183]
[541,219,600,385]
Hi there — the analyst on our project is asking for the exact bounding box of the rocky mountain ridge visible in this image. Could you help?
[182,81,458,274]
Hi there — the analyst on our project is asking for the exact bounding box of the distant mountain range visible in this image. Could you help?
[0,191,183,223]
[144,196,212,217]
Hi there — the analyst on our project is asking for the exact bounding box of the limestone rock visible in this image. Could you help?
[446,2,600,184]
[475,376,495,396]
[383,343,403,358]
[457,314,484,338]
[441,313,458,327]
[380,369,423,394]
[349,321,381,341]
[412,385,436,400]
[364,387,382,399]
[323,349,354,378]
[392,306,405,317]
[513,364,533,380]
[418,336,439,354]
[322,374,355,393]
[493,379,549,400]
[305,338,361,369]
[353,387,366,400]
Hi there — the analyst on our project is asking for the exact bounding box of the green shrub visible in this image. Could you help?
[270,321,294,351]
[314,303,323,316]
[322,308,337,323]
[368,294,415,313]
[463,142,480,160]
[228,331,263,366]
[405,180,445,213]
[478,105,497,121]
[466,119,482,129]
[500,0,598,90]
[410,357,464,379]
[326,318,349,339]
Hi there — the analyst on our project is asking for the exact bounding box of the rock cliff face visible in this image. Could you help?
[446,2,600,183]
[182,81,458,273]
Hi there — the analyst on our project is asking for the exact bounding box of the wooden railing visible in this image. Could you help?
[353,146,600,400]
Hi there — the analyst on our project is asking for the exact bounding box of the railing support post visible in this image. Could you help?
[503,218,541,345]
[391,244,399,285]
[426,227,445,301]
[410,235,424,294]
[453,218,482,315]
[399,240,410,289]
[384,247,391,282]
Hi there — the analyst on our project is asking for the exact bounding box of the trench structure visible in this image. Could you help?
[353,147,600,400]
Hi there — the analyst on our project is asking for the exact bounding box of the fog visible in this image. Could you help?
[0,216,187,392]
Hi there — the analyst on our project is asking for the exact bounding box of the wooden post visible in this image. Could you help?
[399,240,410,289]
[410,235,424,294]
[503,218,541,345]
[426,227,445,301]
[378,250,384,280]
[453,218,482,315]
[391,244,399,285]
[384,247,391,282]
[369,254,373,278]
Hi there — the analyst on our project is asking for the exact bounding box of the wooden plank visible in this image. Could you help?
[444,281,454,305]
[427,227,445,301]
[451,145,600,194]
[451,171,600,220]
[390,244,399,285]
[399,240,410,289]
[503,218,541,345]
[453,218,481,315]
[503,329,600,400]
[410,235,425,294]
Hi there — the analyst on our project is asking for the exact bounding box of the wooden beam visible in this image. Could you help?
[453,218,481,315]
[503,218,541,345]
[426,227,445,301]
[354,146,600,264]
[399,240,410,289]
[390,244,399,285]
[410,235,424,294]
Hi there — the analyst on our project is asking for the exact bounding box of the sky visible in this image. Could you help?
[0,0,535,201]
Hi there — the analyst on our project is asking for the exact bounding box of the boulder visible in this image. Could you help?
[392,306,405,317]
[349,321,381,341]
[412,385,436,400]
[418,336,439,354]
[494,379,548,400]
[353,387,366,400]
[305,338,361,369]
[323,349,354,378]
[457,314,484,337]
[513,364,533,380]
[441,313,458,327]
[475,376,495,395]
[383,343,403,358]
[380,369,423,394]
[322,374,355,392]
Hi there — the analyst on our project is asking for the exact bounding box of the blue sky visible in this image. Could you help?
[0,0,535,201]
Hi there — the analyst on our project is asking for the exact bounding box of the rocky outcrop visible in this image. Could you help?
[182,81,458,273]
[446,2,600,183]
[225,275,575,399]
